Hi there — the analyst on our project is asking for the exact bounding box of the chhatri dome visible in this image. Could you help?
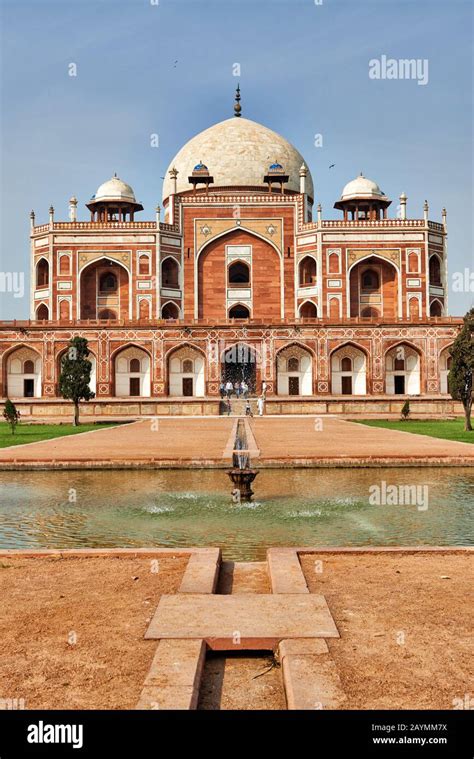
[86,173,143,221]
[339,172,387,202]
[162,88,314,200]
[91,174,138,204]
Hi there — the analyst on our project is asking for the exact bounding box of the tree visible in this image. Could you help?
[3,399,20,434]
[448,307,474,431]
[400,400,410,421]
[59,337,94,426]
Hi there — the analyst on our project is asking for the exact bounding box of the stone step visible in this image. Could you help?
[219,398,259,416]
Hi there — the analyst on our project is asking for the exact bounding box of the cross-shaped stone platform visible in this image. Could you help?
[145,593,339,650]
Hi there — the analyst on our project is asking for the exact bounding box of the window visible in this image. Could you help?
[36,259,49,287]
[429,256,441,285]
[130,358,140,373]
[430,300,442,317]
[228,261,250,285]
[299,301,317,318]
[394,358,405,371]
[36,304,49,320]
[361,269,379,290]
[229,304,250,319]
[162,258,179,288]
[298,257,316,286]
[288,357,299,372]
[182,359,193,373]
[341,357,352,372]
[162,302,179,319]
[23,360,35,374]
[99,272,117,293]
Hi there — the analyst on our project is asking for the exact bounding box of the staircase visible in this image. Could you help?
[219,396,258,416]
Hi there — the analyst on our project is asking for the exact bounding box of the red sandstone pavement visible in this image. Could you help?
[0,418,234,465]
[250,416,474,463]
[0,416,472,467]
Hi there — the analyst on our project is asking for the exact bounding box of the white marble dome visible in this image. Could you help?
[92,175,136,203]
[163,117,314,200]
[340,173,386,201]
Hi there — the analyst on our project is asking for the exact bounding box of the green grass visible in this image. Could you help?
[0,422,117,448]
[356,418,473,444]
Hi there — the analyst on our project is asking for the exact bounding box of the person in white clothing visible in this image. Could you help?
[257,395,265,416]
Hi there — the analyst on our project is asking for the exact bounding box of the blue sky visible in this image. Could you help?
[0,0,472,318]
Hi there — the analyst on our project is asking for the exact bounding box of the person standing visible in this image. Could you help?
[219,381,225,399]
[245,398,253,417]
[261,381,267,400]
[226,397,232,416]
[234,380,240,397]
[257,395,265,416]
[225,380,233,398]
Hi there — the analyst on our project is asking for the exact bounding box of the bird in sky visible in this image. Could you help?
[329,164,335,169]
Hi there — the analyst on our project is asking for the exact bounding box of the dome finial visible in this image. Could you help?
[234,84,242,117]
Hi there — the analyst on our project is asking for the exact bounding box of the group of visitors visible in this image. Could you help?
[221,379,267,417]
[220,380,250,398]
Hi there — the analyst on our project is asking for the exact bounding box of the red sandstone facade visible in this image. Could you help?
[0,103,459,413]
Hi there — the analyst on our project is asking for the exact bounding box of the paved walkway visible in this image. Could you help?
[251,416,474,464]
[0,416,472,467]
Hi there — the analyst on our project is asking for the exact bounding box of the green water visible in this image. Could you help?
[0,468,472,560]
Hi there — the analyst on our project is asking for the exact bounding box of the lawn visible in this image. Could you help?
[356,418,473,444]
[0,422,118,448]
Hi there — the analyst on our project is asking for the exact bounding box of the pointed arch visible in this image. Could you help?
[429,253,442,286]
[78,256,131,320]
[347,253,401,318]
[196,226,282,260]
[228,259,250,285]
[166,343,206,397]
[384,341,422,395]
[5,345,42,398]
[161,256,180,288]
[35,302,49,320]
[330,342,368,395]
[430,298,443,317]
[113,344,151,397]
[35,257,49,287]
[298,299,318,318]
[161,300,180,319]
[298,255,317,287]
[276,342,314,396]
[228,303,250,319]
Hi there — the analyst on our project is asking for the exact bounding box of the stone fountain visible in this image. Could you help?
[227,419,258,501]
